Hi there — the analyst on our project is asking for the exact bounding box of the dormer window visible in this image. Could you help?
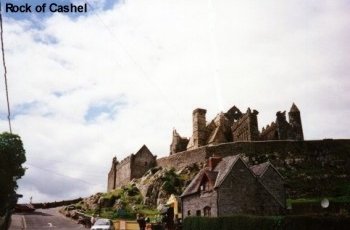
[200,179,211,192]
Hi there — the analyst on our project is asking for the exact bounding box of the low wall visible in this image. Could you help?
[113,220,138,230]
[289,201,350,215]
[31,197,83,209]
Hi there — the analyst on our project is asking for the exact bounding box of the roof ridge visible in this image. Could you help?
[250,161,270,177]
[214,155,247,188]
[180,170,205,197]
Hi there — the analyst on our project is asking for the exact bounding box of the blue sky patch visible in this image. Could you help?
[84,100,126,122]
[33,33,58,45]
[11,101,40,118]
[53,91,64,97]
[103,0,121,11]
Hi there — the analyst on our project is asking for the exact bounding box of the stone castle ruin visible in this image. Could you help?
[108,103,304,191]
[108,145,157,191]
[170,103,303,154]
[107,102,350,205]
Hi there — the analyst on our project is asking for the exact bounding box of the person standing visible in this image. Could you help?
[136,213,146,230]
[90,214,97,226]
[145,216,152,230]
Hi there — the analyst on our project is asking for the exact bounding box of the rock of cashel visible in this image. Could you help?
[108,103,350,201]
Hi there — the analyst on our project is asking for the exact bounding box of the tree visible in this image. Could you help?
[0,132,26,214]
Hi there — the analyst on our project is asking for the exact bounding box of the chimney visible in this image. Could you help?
[208,156,222,171]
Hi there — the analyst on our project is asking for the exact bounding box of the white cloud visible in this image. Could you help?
[0,0,349,202]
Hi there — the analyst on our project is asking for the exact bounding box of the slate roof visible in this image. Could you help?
[250,162,270,177]
[181,170,205,197]
[205,170,219,187]
[181,155,240,197]
[213,155,240,188]
[181,155,285,210]
[181,155,282,197]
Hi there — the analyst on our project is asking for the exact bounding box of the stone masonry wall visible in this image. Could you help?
[157,147,207,170]
[110,139,350,198]
[158,139,350,198]
[115,159,132,188]
[260,166,286,208]
[131,150,156,179]
[107,168,116,191]
[207,140,350,198]
[255,181,285,215]
[182,191,218,218]
[217,159,261,215]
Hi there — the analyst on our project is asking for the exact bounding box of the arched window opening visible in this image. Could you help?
[204,206,211,217]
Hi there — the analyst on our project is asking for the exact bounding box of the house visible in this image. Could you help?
[180,155,285,217]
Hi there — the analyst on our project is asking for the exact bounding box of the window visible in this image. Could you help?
[200,178,211,192]
[187,210,191,216]
[145,161,148,166]
[196,210,201,216]
[204,206,211,217]
[205,181,210,191]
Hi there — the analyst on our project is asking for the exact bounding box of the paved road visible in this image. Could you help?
[9,208,86,230]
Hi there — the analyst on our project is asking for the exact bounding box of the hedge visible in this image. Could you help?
[183,215,350,230]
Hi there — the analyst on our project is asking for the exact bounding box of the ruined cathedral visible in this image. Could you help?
[170,103,303,154]
[108,103,303,191]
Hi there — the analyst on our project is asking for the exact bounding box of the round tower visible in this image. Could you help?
[192,108,207,148]
[288,103,304,140]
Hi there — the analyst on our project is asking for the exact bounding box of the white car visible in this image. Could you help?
[91,218,115,230]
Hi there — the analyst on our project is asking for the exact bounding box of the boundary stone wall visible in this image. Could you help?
[157,147,207,169]
[157,139,350,198]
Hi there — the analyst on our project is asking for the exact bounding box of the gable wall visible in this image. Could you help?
[255,181,285,215]
[260,167,286,208]
[217,159,259,215]
[131,148,156,179]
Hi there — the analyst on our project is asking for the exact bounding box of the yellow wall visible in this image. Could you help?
[113,220,139,230]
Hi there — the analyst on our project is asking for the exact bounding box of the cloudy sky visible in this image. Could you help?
[1,0,349,203]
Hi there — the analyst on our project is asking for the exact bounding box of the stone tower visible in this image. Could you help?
[192,108,207,148]
[276,111,289,140]
[232,108,259,141]
[170,129,189,154]
[288,103,304,140]
[107,157,118,191]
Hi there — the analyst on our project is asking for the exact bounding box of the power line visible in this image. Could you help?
[0,2,12,133]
